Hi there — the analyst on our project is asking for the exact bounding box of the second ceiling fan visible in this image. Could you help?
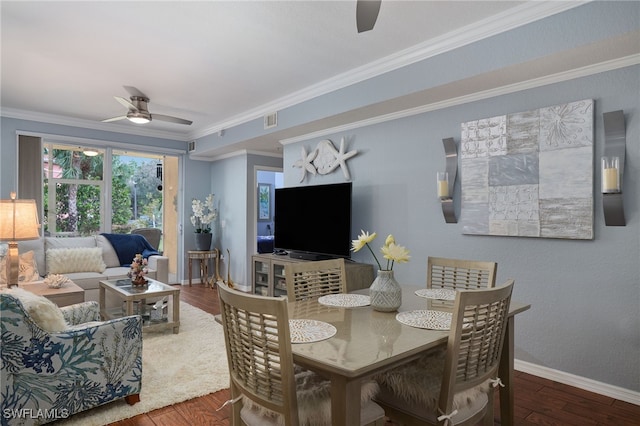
[356,0,382,33]
[102,86,192,125]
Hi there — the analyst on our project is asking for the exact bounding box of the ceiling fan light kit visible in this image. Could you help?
[102,86,192,126]
[127,111,151,124]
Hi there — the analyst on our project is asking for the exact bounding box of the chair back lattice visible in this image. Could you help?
[285,258,347,302]
[439,279,514,414]
[217,284,299,425]
[427,256,497,290]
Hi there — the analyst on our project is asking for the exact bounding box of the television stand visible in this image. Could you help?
[288,251,333,261]
[251,253,374,297]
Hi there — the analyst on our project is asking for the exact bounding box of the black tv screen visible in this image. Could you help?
[274,182,352,260]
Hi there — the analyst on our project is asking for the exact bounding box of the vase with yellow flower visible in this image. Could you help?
[128,254,148,286]
[352,230,410,312]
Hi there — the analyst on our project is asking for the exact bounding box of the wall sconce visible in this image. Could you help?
[602,110,626,226]
[439,137,457,223]
[0,192,41,287]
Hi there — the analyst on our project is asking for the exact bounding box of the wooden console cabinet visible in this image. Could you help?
[251,254,374,297]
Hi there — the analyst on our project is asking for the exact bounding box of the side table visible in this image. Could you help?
[21,280,85,307]
[187,249,218,287]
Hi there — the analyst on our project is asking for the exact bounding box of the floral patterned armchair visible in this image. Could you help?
[0,294,142,425]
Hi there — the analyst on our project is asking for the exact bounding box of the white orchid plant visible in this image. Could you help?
[351,230,410,271]
[190,194,217,234]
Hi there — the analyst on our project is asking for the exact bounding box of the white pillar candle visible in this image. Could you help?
[437,172,449,198]
[602,157,620,193]
[603,168,619,192]
[437,180,449,198]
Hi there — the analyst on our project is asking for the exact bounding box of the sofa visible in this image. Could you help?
[10,234,169,303]
[0,289,142,425]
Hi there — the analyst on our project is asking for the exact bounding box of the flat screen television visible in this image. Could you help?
[274,182,352,260]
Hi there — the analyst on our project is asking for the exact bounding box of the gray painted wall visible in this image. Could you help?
[283,65,639,392]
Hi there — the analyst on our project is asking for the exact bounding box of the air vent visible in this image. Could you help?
[188,140,196,152]
[264,112,278,129]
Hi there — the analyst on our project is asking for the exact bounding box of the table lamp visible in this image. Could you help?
[0,192,40,287]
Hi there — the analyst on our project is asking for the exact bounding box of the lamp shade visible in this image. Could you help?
[0,196,40,241]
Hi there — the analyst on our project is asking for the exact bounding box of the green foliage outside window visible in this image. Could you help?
[43,146,163,236]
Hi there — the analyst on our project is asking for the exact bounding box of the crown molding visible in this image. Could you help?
[188,1,584,140]
[0,1,591,144]
[280,54,640,146]
[1,108,190,141]
[12,130,187,155]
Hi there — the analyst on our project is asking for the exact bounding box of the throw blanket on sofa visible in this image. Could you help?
[101,233,160,266]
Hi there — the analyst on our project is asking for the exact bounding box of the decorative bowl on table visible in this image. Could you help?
[44,274,71,289]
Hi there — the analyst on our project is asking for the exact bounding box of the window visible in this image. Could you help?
[43,145,104,236]
[111,150,164,240]
[42,144,165,241]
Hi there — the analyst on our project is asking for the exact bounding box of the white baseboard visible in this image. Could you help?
[515,359,640,406]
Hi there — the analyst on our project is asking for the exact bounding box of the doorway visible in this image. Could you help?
[255,168,283,254]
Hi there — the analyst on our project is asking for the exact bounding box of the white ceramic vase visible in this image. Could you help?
[369,269,402,312]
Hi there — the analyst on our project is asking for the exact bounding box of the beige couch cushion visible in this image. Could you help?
[96,235,121,267]
[45,236,96,250]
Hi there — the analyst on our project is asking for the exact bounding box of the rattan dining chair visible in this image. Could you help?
[374,279,515,426]
[217,283,385,426]
[285,258,347,302]
[427,256,497,290]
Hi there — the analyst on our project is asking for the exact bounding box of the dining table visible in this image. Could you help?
[287,285,530,426]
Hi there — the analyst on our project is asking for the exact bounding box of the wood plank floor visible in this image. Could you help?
[109,284,640,426]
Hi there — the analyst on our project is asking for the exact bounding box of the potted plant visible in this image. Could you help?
[190,194,217,251]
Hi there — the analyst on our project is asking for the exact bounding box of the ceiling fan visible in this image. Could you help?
[356,0,382,33]
[102,86,192,125]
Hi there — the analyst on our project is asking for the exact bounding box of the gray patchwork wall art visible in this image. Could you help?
[460,99,593,240]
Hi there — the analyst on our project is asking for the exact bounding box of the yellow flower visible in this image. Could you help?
[351,230,409,271]
[384,234,395,246]
[351,230,377,252]
[381,243,411,264]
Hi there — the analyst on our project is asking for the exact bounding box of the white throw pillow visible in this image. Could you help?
[46,247,106,275]
[1,287,68,332]
[0,250,40,286]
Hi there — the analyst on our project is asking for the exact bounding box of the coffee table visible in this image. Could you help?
[99,278,180,334]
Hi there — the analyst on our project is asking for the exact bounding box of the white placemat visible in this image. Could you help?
[289,319,337,343]
[395,310,452,330]
[317,293,371,308]
[414,288,456,301]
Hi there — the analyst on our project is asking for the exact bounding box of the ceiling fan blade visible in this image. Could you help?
[114,96,138,111]
[152,114,193,125]
[356,0,381,33]
[101,116,127,123]
[123,85,148,99]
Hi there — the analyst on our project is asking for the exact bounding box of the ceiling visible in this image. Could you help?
[1,1,588,157]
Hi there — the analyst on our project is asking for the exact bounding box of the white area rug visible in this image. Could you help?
[57,302,229,425]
